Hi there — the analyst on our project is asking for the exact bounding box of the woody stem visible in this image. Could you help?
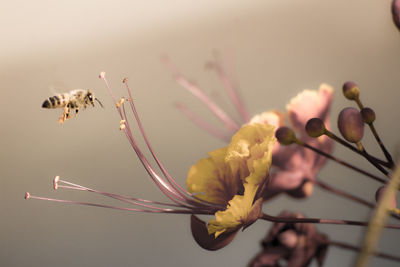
[328,240,400,262]
[297,141,386,184]
[260,213,400,229]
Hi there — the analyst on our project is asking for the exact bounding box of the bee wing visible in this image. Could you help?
[47,84,67,96]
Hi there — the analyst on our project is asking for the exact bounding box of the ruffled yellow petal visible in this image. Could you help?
[186,147,241,205]
[225,123,276,186]
[207,183,261,237]
[249,110,284,129]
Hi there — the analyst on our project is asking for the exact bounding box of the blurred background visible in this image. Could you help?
[1,0,400,266]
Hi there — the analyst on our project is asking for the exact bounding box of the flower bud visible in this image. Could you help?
[305,118,326,137]
[342,81,360,100]
[337,107,364,143]
[360,107,376,124]
[275,127,296,145]
[375,186,397,209]
[393,0,400,31]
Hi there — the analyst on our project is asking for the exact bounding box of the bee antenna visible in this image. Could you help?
[95,98,104,108]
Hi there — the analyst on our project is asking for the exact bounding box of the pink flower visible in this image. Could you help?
[264,85,334,199]
[166,57,334,199]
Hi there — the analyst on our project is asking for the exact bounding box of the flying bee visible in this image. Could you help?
[42,89,103,123]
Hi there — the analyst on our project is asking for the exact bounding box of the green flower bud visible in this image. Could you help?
[337,107,364,143]
[275,127,296,145]
[305,118,326,137]
[342,81,360,100]
[360,107,376,124]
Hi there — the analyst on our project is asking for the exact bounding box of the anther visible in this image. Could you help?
[116,98,125,108]
[53,176,60,190]
[120,120,126,130]
[99,72,106,79]
[25,192,30,199]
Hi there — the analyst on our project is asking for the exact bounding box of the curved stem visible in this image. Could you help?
[353,96,394,167]
[329,240,400,262]
[356,160,400,267]
[357,142,389,177]
[324,130,391,169]
[312,179,374,208]
[260,213,400,229]
[312,179,400,220]
[368,123,394,168]
[297,141,386,184]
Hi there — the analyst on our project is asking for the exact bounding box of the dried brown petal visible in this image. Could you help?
[190,215,238,251]
[249,212,329,267]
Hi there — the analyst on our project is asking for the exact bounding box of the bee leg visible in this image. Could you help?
[58,106,70,124]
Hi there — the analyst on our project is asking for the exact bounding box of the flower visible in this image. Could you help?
[188,122,276,244]
[26,72,275,251]
[248,211,329,267]
[165,57,333,199]
[263,85,334,199]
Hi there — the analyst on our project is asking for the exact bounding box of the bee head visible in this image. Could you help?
[86,90,95,106]
[86,90,104,108]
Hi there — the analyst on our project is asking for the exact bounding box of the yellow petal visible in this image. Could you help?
[207,183,261,237]
[226,123,276,186]
[186,147,241,205]
[249,110,284,129]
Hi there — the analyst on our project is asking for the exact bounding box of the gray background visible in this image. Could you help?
[1,0,400,266]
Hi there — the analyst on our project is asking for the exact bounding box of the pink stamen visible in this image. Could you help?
[100,73,182,204]
[119,102,189,206]
[175,102,231,142]
[206,56,250,123]
[162,56,240,132]
[123,80,198,200]
[99,72,118,106]
[25,193,188,213]
[25,71,226,218]
[55,178,181,211]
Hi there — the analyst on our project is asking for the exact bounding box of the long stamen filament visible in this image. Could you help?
[56,179,184,211]
[207,58,250,123]
[161,56,240,132]
[174,102,231,142]
[25,193,203,214]
[123,81,194,199]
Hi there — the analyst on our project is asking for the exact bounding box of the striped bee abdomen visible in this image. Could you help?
[42,95,63,109]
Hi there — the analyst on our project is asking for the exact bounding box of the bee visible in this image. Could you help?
[42,89,103,123]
